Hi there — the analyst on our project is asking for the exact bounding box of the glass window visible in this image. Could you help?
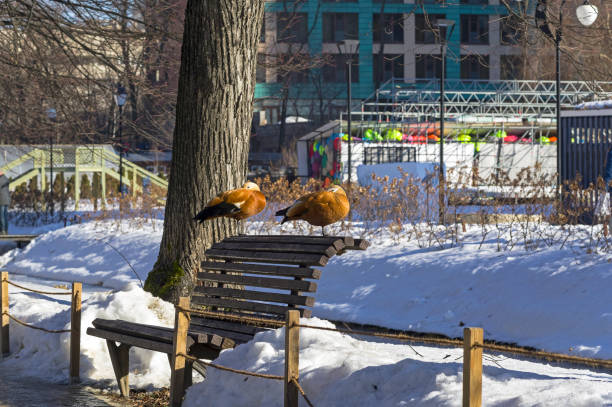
[275,54,310,83]
[277,12,308,43]
[460,55,490,79]
[415,14,445,44]
[322,13,359,42]
[415,54,445,79]
[460,0,488,4]
[500,15,520,45]
[256,54,266,83]
[323,0,358,2]
[260,18,266,43]
[373,14,404,44]
[374,0,403,3]
[460,15,489,45]
[373,54,404,82]
[500,55,522,80]
[322,54,359,83]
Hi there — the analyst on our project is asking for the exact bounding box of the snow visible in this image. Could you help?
[1,215,611,405]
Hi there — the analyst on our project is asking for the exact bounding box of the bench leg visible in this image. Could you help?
[106,340,130,398]
[168,354,193,391]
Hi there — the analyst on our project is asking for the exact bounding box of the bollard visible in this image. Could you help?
[1,272,8,356]
[70,282,82,383]
[170,297,190,407]
[284,310,300,407]
[463,327,483,407]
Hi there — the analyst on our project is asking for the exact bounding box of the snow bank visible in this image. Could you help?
[0,220,163,290]
[183,318,612,407]
[2,281,174,387]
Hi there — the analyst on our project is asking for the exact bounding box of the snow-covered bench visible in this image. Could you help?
[87,235,369,398]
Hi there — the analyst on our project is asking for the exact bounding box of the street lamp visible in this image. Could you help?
[531,0,598,186]
[46,107,56,216]
[113,84,127,195]
[337,39,359,186]
[435,19,455,224]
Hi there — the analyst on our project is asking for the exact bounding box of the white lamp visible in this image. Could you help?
[576,1,598,27]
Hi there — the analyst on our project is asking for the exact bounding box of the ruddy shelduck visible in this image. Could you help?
[275,185,350,234]
[194,181,266,222]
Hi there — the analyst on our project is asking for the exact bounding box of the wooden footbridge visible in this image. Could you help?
[0,145,168,209]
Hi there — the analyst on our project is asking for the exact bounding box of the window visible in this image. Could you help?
[373,14,404,44]
[415,14,445,44]
[275,54,310,83]
[322,54,359,83]
[324,0,357,2]
[322,13,359,42]
[364,146,416,164]
[418,0,445,3]
[374,0,403,3]
[256,54,266,83]
[373,54,404,82]
[277,12,308,43]
[460,0,488,4]
[460,15,489,45]
[460,55,489,79]
[260,18,266,43]
[415,54,445,79]
[500,55,522,80]
[500,15,520,45]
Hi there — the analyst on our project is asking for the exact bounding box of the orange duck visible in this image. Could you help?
[194,181,266,223]
[275,185,350,235]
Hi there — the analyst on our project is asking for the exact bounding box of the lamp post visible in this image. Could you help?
[532,0,598,186]
[435,19,455,225]
[46,108,56,216]
[113,84,127,196]
[337,39,359,186]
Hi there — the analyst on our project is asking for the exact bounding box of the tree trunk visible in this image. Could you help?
[145,0,264,303]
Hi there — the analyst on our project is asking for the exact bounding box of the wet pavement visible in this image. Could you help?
[0,375,125,407]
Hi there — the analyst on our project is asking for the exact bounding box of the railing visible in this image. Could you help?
[170,300,612,407]
[0,272,82,383]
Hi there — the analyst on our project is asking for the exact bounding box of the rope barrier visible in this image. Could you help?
[6,280,72,296]
[175,305,284,328]
[3,312,70,334]
[296,323,463,348]
[178,353,283,380]
[291,378,315,407]
[477,343,612,370]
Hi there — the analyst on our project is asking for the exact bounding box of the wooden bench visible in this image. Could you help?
[87,235,368,398]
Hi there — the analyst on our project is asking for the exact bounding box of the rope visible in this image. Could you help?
[6,280,72,296]
[175,305,284,328]
[297,323,463,348]
[3,312,70,334]
[291,377,315,407]
[178,353,283,380]
[477,343,612,370]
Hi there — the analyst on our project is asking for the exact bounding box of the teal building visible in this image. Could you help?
[255,0,520,123]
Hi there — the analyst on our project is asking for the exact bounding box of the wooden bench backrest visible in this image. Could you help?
[193,235,368,321]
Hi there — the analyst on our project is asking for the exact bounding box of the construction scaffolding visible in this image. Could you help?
[359,78,612,120]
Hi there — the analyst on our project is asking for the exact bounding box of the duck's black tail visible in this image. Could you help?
[194,202,239,223]
[275,207,290,224]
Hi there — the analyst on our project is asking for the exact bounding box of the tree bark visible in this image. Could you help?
[145,0,264,302]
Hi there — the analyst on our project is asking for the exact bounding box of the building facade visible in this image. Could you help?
[256,0,521,124]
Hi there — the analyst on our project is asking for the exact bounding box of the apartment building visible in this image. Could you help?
[256,0,522,123]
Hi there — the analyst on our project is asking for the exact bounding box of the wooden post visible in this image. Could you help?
[1,271,8,357]
[463,327,483,407]
[70,282,82,383]
[107,340,130,397]
[170,297,190,407]
[284,310,300,407]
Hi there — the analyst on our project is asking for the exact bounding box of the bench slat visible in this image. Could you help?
[211,242,338,257]
[188,324,254,345]
[92,319,177,345]
[225,235,352,251]
[199,262,321,279]
[194,286,315,306]
[190,316,268,336]
[87,327,173,354]
[197,272,317,292]
[205,249,329,266]
[190,296,311,317]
